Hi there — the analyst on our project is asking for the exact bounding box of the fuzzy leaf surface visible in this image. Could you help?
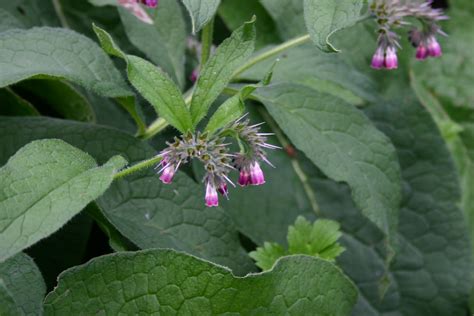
[0,139,127,261]
[44,249,358,315]
[0,27,132,98]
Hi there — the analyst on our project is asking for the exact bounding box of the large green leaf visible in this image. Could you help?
[310,97,473,315]
[190,18,256,126]
[218,0,280,49]
[254,83,401,254]
[119,0,187,87]
[0,27,133,98]
[0,253,45,316]
[0,117,253,275]
[181,0,221,33]
[303,0,364,53]
[44,249,357,315]
[0,139,127,262]
[260,0,306,39]
[93,25,193,133]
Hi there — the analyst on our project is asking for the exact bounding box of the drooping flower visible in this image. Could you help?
[154,115,279,207]
[370,0,447,69]
[371,46,385,69]
[426,35,442,57]
[117,0,155,24]
[384,46,398,69]
[205,181,219,207]
[415,43,428,60]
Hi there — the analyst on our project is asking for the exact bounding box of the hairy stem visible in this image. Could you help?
[257,106,321,215]
[233,34,311,78]
[114,155,163,179]
[200,18,214,66]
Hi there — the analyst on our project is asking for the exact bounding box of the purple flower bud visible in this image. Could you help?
[384,46,398,70]
[416,44,428,60]
[426,36,442,57]
[238,170,250,187]
[140,0,158,8]
[190,68,199,83]
[371,47,385,69]
[205,182,219,207]
[249,162,265,185]
[217,183,228,196]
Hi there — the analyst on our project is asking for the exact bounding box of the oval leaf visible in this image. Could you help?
[0,27,133,97]
[0,139,127,262]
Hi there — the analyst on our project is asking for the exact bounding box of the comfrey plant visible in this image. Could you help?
[369,0,447,69]
[156,115,278,207]
[1,0,472,315]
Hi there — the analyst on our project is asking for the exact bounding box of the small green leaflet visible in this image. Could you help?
[190,18,256,127]
[0,253,45,316]
[0,139,127,262]
[181,0,221,33]
[304,0,365,52]
[93,24,193,133]
[250,216,345,270]
[44,249,358,315]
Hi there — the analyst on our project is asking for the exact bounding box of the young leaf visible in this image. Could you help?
[0,253,45,315]
[93,25,193,133]
[249,216,345,271]
[249,242,286,271]
[0,139,127,262]
[304,0,365,52]
[190,18,256,127]
[181,0,221,33]
[44,249,358,315]
[254,83,402,256]
[0,27,132,98]
[118,0,187,87]
[287,216,345,261]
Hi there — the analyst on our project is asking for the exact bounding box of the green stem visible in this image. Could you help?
[200,18,214,67]
[233,34,311,78]
[52,0,70,29]
[257,106,321,215]
[114,155,163,180]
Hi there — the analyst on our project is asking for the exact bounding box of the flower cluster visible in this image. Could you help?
[155,115,278,207]
[370,0,447,70]
[118,0,158,24]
